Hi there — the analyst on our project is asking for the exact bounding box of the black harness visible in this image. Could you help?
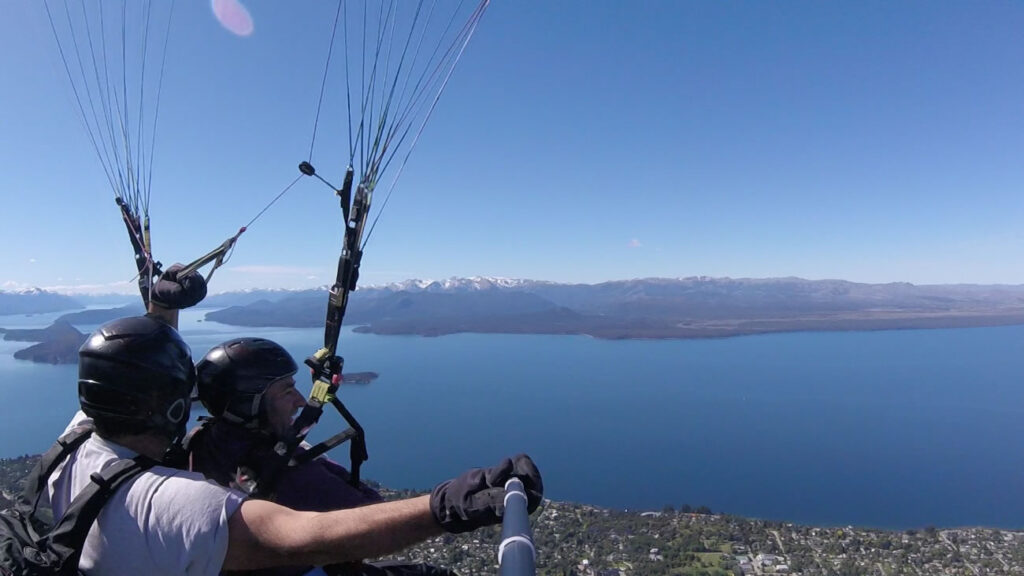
[252,162,369,497]
[0,427,154,576]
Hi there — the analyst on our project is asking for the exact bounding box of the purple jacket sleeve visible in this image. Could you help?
[272,452,383,512]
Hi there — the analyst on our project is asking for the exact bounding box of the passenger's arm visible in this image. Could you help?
[148,263,208,329]
[147,305,179,329]
[222,454,542,571]
[223,495,440,570]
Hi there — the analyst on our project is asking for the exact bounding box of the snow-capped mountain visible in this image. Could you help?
[204,275,1024,340]
[0,288,83,315]
[369,276,548,293]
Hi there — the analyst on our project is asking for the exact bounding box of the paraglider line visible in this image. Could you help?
[308,0,344,162]
[43,1,118,196]
[243,174,304,230]
[240,174,301,229]
[146,0,176,200]
[363,0,489,249]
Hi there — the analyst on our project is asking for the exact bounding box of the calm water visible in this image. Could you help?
[1,309,1022,530]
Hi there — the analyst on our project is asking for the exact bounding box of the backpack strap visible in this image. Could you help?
[16,426,94,516]
[181,416,212,472]
[44,456,155,573]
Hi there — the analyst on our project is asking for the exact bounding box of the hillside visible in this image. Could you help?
[4,320,87,364]
[1,454,1021,575]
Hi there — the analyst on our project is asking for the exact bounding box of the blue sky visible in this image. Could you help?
[2,1,1024,294]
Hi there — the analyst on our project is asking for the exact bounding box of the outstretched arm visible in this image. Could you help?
[223,454,543,571]
[224,495,439,570]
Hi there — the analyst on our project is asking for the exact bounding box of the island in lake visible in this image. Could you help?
[3,320,87,364]
[0,320,383,379]
[340,371,378,385]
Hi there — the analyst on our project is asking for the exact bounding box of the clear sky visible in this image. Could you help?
[3,1,1024,294]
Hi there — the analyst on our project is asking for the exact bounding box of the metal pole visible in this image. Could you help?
[498,478,536,576]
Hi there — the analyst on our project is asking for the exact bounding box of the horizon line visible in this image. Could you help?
[5,274,1024,298]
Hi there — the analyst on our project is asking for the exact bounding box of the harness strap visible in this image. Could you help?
[44,456,155,572]
[13,424,156,574]
[16,426,94,516]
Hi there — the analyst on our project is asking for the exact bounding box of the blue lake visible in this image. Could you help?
[1,309,1023,530]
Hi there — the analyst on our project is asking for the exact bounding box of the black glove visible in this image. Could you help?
[429,454,543,534]
[150,264,208,309]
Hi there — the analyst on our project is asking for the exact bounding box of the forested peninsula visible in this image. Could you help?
[1,320,86,364]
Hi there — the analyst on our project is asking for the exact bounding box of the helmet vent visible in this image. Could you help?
[166,397,187,424]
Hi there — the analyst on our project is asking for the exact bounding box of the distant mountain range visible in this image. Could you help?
[7,276,1024,340]
[0,287,311,316]
[56,304,146,324]
[0,288,83,315]
[201,288,312,308]
[203,276,1024,339]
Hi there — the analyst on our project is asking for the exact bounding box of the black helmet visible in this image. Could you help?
[196,338,297,430]
[78,315,195,440]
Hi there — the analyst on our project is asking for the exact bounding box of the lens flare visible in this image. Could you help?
[212,0,254,37]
